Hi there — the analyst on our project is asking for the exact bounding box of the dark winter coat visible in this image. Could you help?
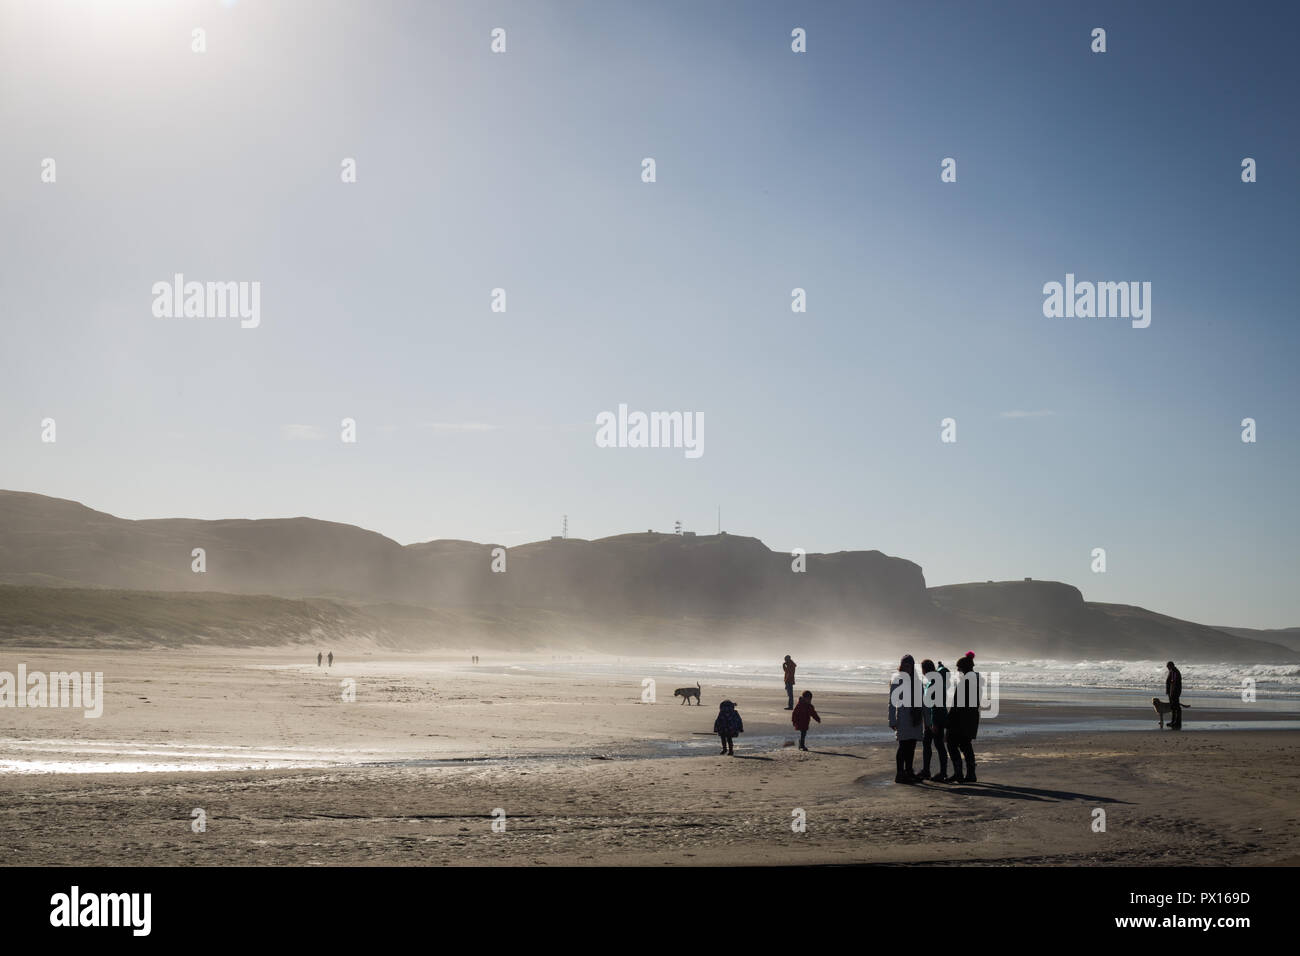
[792,698,820,731]
[923,665,949,730]
[1166,667,1182,701]
[947,671,981,740]
[714,701,744,736]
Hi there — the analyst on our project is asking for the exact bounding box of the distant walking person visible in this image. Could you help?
[946,652,981,783]
[327,651,334,667]
[792,690,821,751]
[316,652,322,667]
[919,659,950,782]
[714,699,744,756]
[1166,661,1183,730]
[889,655,924,783]
[783,655,797,710]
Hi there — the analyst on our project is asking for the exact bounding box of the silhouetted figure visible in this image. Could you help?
[714,699,744,756]
[946,652,981,782]
[889,654,924,783]
[1166,661,1183,730]
[316,652,322,667]
[783,655,797,710]
[919,659,950,781]
[792,690,821,751]
[327,651,334,667]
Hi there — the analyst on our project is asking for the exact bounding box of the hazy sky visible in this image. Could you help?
[2,0,1297,628]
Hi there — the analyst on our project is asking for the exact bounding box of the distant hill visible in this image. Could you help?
[930,581,1293,661]
[1213,625,1300,653]
[0,490,1292,661]
[0,490,418,599]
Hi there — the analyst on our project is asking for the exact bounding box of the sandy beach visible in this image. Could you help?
[2,648,1298,866]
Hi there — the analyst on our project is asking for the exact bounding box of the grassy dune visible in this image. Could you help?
[0,586,374,649]
[0,585,804,653]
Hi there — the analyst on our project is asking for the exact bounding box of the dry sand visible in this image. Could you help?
[1,648,1297,865]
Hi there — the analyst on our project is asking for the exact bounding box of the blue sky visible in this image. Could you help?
[1,0,1297,627]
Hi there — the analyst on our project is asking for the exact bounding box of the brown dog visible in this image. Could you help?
[1152,697,1189,728]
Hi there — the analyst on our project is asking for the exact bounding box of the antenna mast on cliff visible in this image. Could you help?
[717,505,721,535]
[562,514,568,539]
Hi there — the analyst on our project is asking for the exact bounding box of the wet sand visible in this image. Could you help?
[2,648,1298,865]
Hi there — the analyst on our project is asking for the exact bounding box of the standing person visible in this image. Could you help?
[327,651,334,667]
[919,659,950,782]
[783,655,797,710]
[946,652,981,783]
[889,655,925,783]
[316,652,322,667]
[714,699,744,756]
[791,690,821,751]
[1165,661,1183,730]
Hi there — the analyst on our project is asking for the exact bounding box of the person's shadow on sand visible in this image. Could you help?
[927,781,1131,804]
[731,754,775,761]
[807,750,865,759]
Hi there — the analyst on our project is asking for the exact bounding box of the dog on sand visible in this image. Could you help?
[674,683,702,705]
[1152,697,1188,729]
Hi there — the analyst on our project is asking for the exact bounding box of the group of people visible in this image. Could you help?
[889,652,981,784]
[315,651,334,667]
[712,652,982,784]
[712,655,797,756]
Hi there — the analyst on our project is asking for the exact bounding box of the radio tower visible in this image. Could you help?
[562,514,568,539]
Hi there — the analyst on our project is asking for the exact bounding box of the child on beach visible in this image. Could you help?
[791,690,821,751]
[714,699,744,756]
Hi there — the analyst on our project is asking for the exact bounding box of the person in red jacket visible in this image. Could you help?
[783,655,797,710]
[791,690,821,751]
